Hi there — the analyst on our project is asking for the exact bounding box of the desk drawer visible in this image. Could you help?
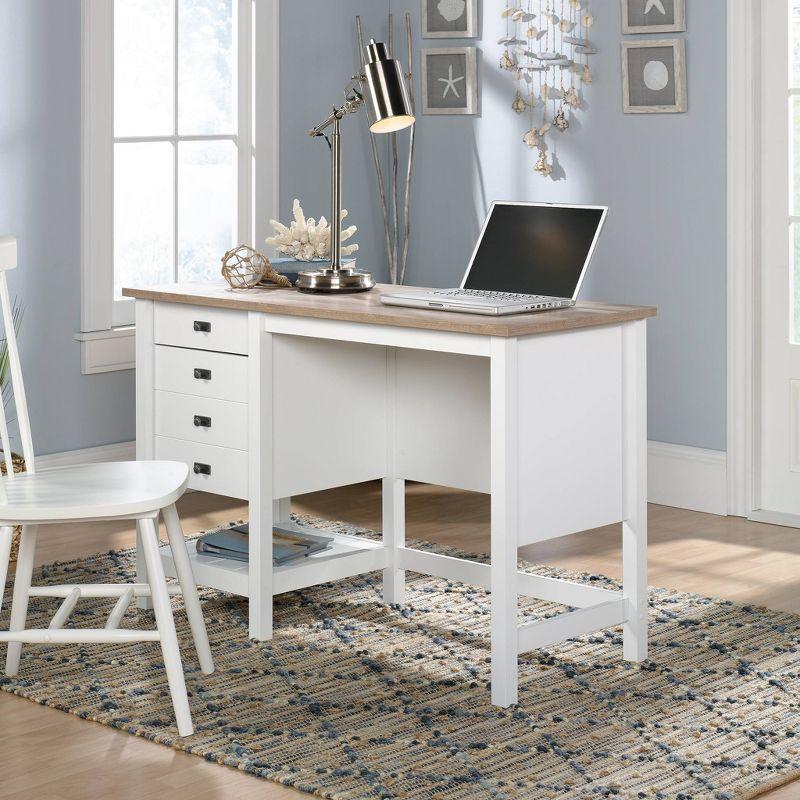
[155,391,248,450]
[154,302,248,355]
[155,436,248,499]
[155,345,248,403]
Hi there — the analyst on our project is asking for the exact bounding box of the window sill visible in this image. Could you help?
[74,326,135,374]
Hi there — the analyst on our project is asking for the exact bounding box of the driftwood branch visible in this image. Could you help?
[388,14,400,282]
[400,12,416,286]
[356,13,417,285]
[355,15,395,281]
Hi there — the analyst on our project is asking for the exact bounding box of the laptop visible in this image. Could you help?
[381,201,608,316]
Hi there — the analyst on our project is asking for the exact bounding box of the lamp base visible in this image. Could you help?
[296,268,375,293]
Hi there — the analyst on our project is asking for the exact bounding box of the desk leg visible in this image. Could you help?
[490,337,519,707]
[274,497,292,524]
[248,314,273,640]
[382,477,405,605]
[622,320,648,662]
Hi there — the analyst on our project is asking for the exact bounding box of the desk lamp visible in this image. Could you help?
[297,40,415,293]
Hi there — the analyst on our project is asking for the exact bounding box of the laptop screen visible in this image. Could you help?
[462,203,607,299]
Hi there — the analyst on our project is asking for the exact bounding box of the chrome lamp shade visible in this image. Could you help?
[365,41,415,134]
[296,39,415,294]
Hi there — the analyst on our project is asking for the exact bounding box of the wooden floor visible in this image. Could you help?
[3,483,800,800]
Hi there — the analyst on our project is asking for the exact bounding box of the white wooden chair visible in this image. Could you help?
[0,236,213,737]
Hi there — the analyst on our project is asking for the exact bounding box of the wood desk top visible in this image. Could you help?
[123,281,656,338]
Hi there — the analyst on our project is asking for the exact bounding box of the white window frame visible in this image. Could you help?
[77,0,279,373]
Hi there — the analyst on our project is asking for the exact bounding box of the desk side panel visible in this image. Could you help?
[395,350,490,493]
[272,336,388,497]
[518,326,623,545]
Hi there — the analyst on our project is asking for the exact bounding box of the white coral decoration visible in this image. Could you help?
[265,199,358,262]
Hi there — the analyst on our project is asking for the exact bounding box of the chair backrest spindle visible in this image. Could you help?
[0,236,35,484]
[0,384,15,480]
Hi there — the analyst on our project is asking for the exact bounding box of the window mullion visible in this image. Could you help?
[115,134,236,144]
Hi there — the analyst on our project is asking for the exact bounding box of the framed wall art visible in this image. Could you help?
[622,39,686,113]
[621,0,686,35]
[421,46,478,115]
[421,0,479,39]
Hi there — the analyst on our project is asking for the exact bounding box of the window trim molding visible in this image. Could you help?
[74,326,136,374]
[79,0,280,373]
[81,0,114,335]
[253,0,280,253]
[726,0,761,517]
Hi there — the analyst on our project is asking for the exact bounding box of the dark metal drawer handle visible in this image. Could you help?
[193,368,212,380]
[193,320,211,333]
[193,415,212,428]
[193,462,211,475]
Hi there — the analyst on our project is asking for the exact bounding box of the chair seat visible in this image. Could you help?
[0,461,189,522]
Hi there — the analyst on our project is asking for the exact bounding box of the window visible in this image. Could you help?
[79,0,277,372]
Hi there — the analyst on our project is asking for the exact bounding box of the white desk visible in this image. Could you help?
[125,281,655,707]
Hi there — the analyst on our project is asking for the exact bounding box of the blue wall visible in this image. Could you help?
[0,0,385,457]
[279,1,389,278]
[388,0,727,451]
[0,0,726,455]
[0,0,136,456]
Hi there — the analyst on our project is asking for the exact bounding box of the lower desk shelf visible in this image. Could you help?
[159,531,387,597]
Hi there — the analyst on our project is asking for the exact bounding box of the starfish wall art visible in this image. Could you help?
[439,64,465,99]
[500,0,595,178]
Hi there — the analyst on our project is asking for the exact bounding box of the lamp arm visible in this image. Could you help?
[308,78,366,138]
[306,77,369,271]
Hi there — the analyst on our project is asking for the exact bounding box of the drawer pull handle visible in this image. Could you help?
[193,320,212,333]
[193,368,212,380]
[193,462,211,475]
[193,415,212,428]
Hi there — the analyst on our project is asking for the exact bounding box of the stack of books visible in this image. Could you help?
[196,521,333,565]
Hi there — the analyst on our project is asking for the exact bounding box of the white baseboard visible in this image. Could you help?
[748,509,800,529]
[647,441,728,516]
[32,438,729,517]
[37,440,137,470]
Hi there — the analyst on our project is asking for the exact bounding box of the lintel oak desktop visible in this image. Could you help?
[124,281,656,707]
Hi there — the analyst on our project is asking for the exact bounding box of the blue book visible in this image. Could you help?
[196,523,332,565]
[262,258,356,286]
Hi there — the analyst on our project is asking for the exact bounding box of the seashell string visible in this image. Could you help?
[502,0,594,178]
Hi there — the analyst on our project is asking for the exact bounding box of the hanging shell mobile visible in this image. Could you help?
[500,0,595,178]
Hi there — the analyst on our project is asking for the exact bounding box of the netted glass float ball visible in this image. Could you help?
[221,245,270,289]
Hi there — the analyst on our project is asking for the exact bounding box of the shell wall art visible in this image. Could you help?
[500,0,596,178]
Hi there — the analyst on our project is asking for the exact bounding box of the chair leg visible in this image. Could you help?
[5,525,38,677]
[138,517,193,737]
[162,504,213,674]
[135,523,153,611]
[0,526,14,616]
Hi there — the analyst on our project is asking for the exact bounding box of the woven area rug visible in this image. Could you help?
[2,517,800,800]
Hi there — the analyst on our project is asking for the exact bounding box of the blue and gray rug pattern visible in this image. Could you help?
[2,517,800,800]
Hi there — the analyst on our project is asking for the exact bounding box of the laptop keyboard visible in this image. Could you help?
[431,289,569,304]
